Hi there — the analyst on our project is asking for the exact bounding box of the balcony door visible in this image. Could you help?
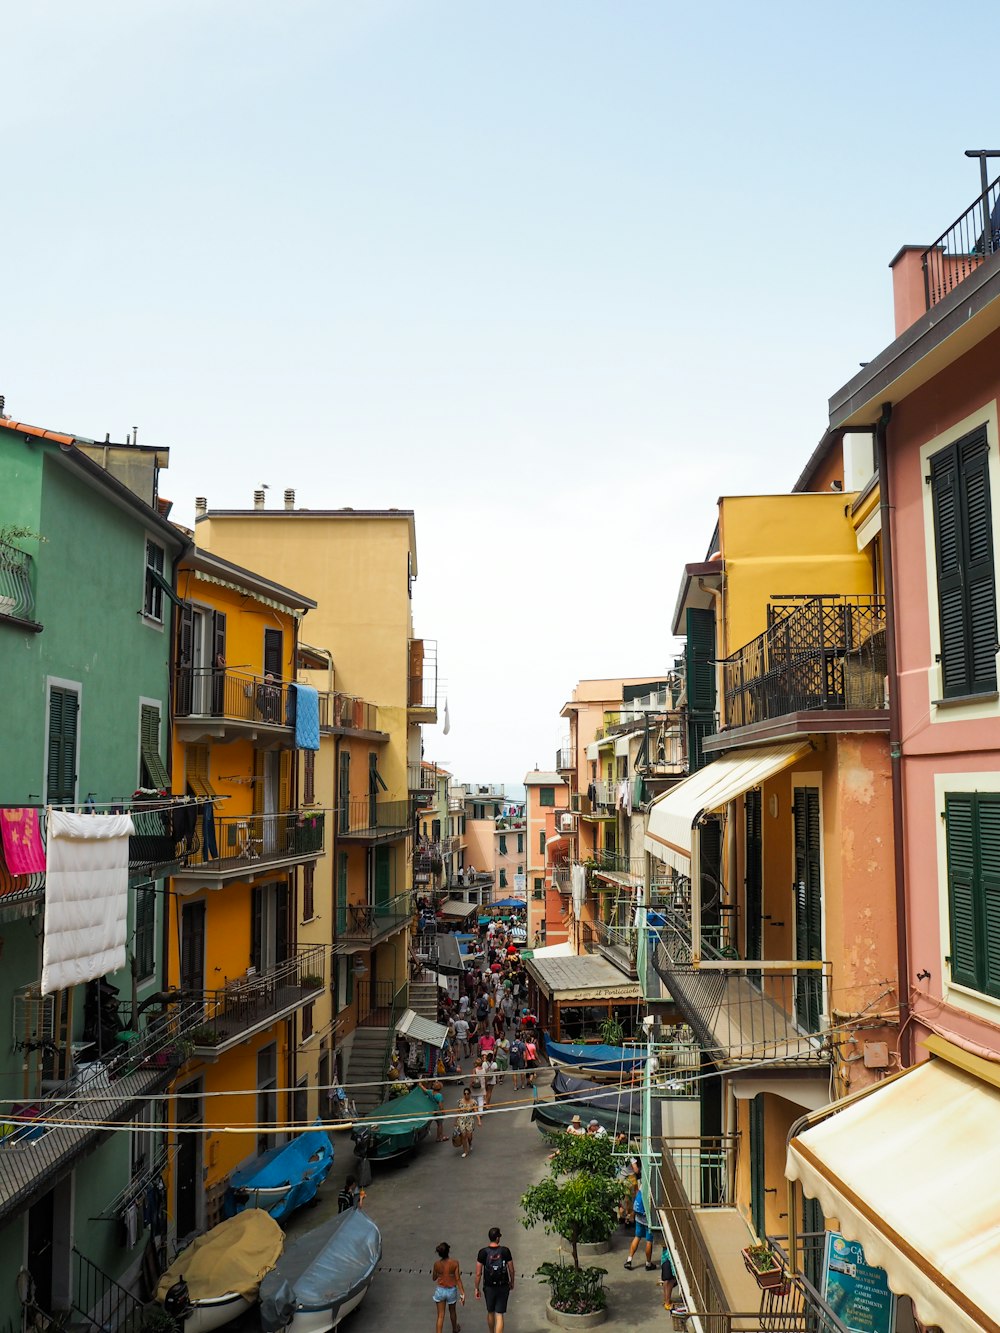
[793,786,823,1033]
[175,1078,203,1240]
[252,881,289,975]
[744,790,763,983]
[373,845,391,915]
[180,900,206,997]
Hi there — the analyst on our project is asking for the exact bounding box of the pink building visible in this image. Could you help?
[784,178,1000,1331]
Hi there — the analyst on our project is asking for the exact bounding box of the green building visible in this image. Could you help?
[0,419,190,1325]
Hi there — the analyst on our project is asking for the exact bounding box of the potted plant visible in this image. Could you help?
[741,1241,788,1292]
[521,1135,625,1327]
[188,1025,222,1047]
[300,974,324,990]
[598,1016,624,1047]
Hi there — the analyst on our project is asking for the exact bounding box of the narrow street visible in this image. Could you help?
[284,1064,670,1332]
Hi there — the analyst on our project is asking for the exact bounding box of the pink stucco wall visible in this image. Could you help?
[886,323,1000,1058]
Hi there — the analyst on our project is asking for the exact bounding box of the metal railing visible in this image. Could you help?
[593,780,619,809]
[186,943,327,1049]
[71,1246,145,1333]
[0,539,37,624]
[551,867,571,891]
[584,851,646,883]
[922,172,1000,311]
[555,745,574,770]
[650,909,832,1068]
[408,638,438,712]
[325,692,379,732]
[338,798,411,839]
[591,918,638,973]
[174,665,294,724]
[0,996,203,1225]
[336,890,413,945]
[409,765,437,795]
[722,596,887,729]
[465,782,505,799]
[179,809,325,871]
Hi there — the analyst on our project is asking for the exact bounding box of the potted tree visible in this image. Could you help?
[741,1241,788,1292]
[521,1135,625,1328]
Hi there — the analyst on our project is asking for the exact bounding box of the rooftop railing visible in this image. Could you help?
[0,539,38,625]
[650,908,832,1068]
[922,172,1000,310]
[722,596,887,730]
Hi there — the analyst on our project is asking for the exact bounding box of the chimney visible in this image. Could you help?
[284,488,295,510]
[253,489,266,510]
[195,497,207,517]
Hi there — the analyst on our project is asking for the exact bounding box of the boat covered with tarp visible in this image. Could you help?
[259,1208,382,1332]
[551,1069,643,1119]
[350,1085,438,1161]
[532,1097,641,1141]
[224,1122,334,1222]
[155,1209,284,1333]
[543,1035,646,1082]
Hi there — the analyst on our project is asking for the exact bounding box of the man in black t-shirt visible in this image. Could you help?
[475,1226,515,1332]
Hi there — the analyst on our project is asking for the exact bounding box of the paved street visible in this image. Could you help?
[283,1063,670,1333]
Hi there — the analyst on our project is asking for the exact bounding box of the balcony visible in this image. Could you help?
[465,782,505,800]
[324,692,385,738]
[187,944,327,1054]
[589,917,638,979]
[174,666,304,745]
[409,765,437,804]
[407,638,438,723]
[173,810,326,883]
[651,908,832,1069]
[922,172,1000,312]
[653,1138,845,1330]
[551,867,571,892]
[717,596,888,745]
[334,890,413,949]
[0,538,41,631]
[584,851,645,888]
[555,743,573,772]
[337,798,411,842]
[0,995,203,1226]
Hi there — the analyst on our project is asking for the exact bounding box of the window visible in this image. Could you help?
[302,1002,315,1042]
[185,744,215,797]
[930,426,998,698]
[144,539,166,622]
[257,1043,278,1156]
[252,882,289,974]
[46,684,79,805]
[518,864,524,876]
[338,750,351,835]
[460,815,466,834]
[303,749,315,805]
[140,703,170,790]
[539,830,546,855]
[302,864,315,921]
[499,834,507,856]
[540,786,555,807]
[130,1103,153,1181]
[499,869,507,888]
[793,787,823,1031]
[945,792,1000,998]
[134,883,156,982]
[517,833,524,855]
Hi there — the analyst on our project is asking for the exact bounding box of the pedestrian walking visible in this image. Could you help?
[472,1057,486,1123]
[661,1242,679,1311]
[482,1055,499,1107]
[455,1087,477,1157]
[495,1036,510,1083]
[420,1079,448,1142]
[624,1184,656,1270]
[454,1015,471,1059]
[508,1033,526,1091]
[432,1241,466,1333]
[474,1226,515,1333]
[337,1175,365,1212]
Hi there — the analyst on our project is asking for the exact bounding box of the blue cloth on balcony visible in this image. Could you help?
[291,684,320,751]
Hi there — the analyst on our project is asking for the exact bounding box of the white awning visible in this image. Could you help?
[586,739,605,760]
[786,1043,1000,1333]
[395,1008,450,1048]
[644,741,813,869]
[438,899,476,919]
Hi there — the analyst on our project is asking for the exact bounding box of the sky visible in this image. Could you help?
[5,1,999,790]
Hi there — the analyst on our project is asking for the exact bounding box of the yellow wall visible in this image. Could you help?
[718,494,873,656]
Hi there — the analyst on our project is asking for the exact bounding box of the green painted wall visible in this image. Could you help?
[0,438,182,1317]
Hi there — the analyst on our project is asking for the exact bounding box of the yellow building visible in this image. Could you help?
[194,499,435,1114]
[166,548,326,1239]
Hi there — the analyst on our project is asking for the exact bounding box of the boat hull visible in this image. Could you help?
[279,1275,375,1332]
[181,1292,252,1333]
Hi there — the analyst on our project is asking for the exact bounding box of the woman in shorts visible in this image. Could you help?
[432,1241,465,1332]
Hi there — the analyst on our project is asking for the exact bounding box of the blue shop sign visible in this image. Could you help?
[822,1232,895,1333]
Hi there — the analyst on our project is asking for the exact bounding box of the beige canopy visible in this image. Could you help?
[155,1208,284,1303]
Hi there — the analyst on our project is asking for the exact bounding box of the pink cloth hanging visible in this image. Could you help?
[1,808,45,875]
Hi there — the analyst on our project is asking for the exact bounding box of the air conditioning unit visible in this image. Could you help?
[559,813,575,832]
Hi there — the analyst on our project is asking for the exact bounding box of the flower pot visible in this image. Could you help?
[741,1246,788,1293]
[546,1300,608,1329]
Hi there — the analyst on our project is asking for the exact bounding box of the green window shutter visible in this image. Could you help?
[745,790,763,962]
[374,846,391,911]
[540,787,555,807]
[499,835,507,855]
[931,429,998,698]
[517,833,523,854]
[339,751,351,834]
[686,607,716,712]
[749,1094,766,1239]
[500,869,507,888]
[47,687,78,804]
[140,704,170,790]
[979,797,1000,995]
[336,853,349,934]
[539,830,546,855]
[946,793,980,988]
[793,786,823,1031]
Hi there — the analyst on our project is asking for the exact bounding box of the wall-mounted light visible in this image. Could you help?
[768,794,779,819]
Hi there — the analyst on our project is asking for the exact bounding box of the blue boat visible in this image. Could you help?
[224,1122,334,1222]
[543,1035,646,1082]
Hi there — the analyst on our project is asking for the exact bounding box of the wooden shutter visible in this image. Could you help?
[749,1094,766,1239]
[374,846,391,910]
[979,797,1000,996]
[253,749,265,817]
[699,817,722,936]
[946,794,979,987]
[279,750,292,816]
[176,602,194,715]
[302,864,315,921]
[251,887,263,972]
[744,790,763,963]
[336,853,348,934]
[793,787,822,1031]
[211,611,227,714]
[931,429,998,697]
[686,607,716,712]
[275,882,289,964]
[338,750,351,834]
[140,704,170,790]
[186,744,215,798]
[47,687,78,804]
[303,750,315,805]
[264,628,284,680]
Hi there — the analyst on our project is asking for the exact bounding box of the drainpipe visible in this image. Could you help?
[875,402,912,1066]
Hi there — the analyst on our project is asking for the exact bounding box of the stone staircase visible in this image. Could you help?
[408,979,439,1022]
[348,1025,393,1114]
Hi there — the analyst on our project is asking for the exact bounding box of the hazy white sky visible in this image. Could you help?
[6,2,998,788]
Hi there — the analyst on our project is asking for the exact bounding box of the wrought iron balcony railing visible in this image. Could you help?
[177,809,325,875]
[185,944,327,1051]
[338,799,412,841]
[922,172,1000,311]
[0,539,38,626]
[650,908,832,1068]
[722,596,887,730]
[326,692,380,733]
[583,851,646,885]
[0,994,204,1226]
[555,745,574,771]
[335,891,414,946]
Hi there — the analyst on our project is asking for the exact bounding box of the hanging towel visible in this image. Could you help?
[1,808,46,875]
[291,684,320,751]
[42,811,133,996]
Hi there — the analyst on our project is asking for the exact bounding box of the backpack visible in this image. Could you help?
[483,1247,509,1287]
[476,997,489,1020]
